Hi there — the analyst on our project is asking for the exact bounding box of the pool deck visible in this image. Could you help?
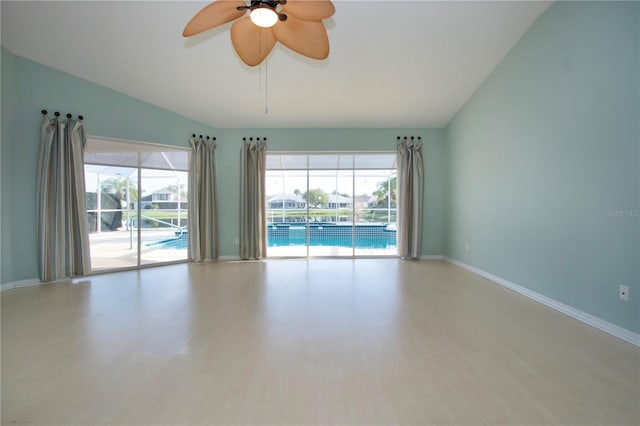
[89,229,188,271]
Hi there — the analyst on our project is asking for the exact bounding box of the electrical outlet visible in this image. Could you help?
[619,285,629,302]
[234,236,239,245]
[465,242,470,252]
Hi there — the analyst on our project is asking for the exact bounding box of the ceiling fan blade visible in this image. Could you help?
[272,14,329,60]
[281,0,335,21]
[183,0,247,37]
[231,17,277,66]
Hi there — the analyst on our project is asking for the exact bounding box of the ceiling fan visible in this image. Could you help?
[183,0,335,67]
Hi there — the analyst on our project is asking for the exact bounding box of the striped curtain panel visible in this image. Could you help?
[37,115,91,281]
[396,137,424,259]
[188,136,218,261]
[239,139,267,260]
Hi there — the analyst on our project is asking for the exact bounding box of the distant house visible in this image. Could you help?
[267,193,307,209]
[327,194,352,209]
[140,189,187,210]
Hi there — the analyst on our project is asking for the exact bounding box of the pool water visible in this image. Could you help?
[147,234,188,250]
[149,223,397,250]
[268,225,396,249]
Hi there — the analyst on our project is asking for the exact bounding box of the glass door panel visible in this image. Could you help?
[85,166,139,271]
[139,169,189,265]
[308,169,354,257]
[354,169,397,256]
[266,169,309,257]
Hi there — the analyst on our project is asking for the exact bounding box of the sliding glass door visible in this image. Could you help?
[266,152,397,257]
[84,138,190,272]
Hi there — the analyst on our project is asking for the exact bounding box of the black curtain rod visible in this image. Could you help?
[396,136,421,140]
[242,137,267,141]
[41,109,84,121]
[192,133,217,141]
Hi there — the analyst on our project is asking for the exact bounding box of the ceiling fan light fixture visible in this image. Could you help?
[250,6,279,28]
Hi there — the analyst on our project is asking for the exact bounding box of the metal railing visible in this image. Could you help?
[128,215,185,250]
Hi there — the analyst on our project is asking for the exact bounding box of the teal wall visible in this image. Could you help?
[0,48,217,284]
[216,128,446,257]
[3,1,638,335]
[0,49,446,284]
[445,1,640,332]
[1,48,17,283]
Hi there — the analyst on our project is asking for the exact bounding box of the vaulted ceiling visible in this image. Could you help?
[1,1,551,128]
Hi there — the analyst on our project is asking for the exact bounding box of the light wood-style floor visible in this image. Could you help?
[2,259,638,425]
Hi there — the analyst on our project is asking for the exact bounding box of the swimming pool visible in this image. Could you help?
[268,223,396,249]
[149,223,397,250]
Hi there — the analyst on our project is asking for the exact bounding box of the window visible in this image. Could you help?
[153,193,170,201]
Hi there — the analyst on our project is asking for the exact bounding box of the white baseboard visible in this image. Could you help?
[217,255,242,261]
[419,255,444,260]
[190,256,242,263]
[444,257,640,347]
[1,278,42,292]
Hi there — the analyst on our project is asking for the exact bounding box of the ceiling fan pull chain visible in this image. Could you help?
[265,58,269,114]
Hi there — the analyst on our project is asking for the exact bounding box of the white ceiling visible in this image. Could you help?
[1,1,551,128]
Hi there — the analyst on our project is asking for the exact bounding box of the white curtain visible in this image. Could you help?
[188,136,218,261]
[37,114,91,281]
[397,137,424,259]
[240,138,267,260]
